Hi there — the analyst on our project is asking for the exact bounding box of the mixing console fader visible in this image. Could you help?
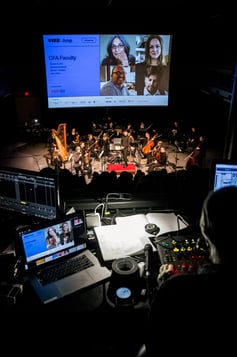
[155,233,208,273]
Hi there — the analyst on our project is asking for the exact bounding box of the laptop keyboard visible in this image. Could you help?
[38,254,94,285]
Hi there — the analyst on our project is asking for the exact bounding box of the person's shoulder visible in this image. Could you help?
[101,57,112,66]
[136,62,146,67]
[100,81,113,95]
[128,54,136,64]
[102,81,112,88]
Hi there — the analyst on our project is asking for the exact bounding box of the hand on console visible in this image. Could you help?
[157,263,178,286]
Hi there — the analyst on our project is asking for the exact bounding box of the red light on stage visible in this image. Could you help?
[24,91,30,97]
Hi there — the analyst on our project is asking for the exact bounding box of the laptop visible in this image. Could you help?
[16,210,111,304]
[210,159,237,191]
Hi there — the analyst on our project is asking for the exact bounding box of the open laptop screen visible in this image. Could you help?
[210,159,237,191]
[17,211,87,272]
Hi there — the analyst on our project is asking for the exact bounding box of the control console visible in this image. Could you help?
[155,233,208,273]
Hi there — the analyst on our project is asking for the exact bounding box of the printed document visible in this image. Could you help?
[94,212,189,261]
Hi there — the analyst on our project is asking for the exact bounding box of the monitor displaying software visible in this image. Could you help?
[0,167,60,220]
[210,160,237,191]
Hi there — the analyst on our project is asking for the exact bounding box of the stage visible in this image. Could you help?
[0,140,190,183]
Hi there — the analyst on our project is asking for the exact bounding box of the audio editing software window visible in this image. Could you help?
[0,167,60,220]
[211,161,237,191]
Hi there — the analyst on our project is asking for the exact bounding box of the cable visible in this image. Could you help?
[104,192,132,215]
[94,202,105,217]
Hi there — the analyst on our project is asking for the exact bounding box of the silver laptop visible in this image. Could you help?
[16,210,111,304]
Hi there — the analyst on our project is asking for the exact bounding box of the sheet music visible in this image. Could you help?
[115,212,188,236]
[94,212,189,261]
[94,224,152,261]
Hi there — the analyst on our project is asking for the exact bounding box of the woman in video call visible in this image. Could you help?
[136,34,169,95]
[100,65,130,96]
[46,227,60,249]
[101,34,136,66]
[141,34,166,66]
[60,222,73,245]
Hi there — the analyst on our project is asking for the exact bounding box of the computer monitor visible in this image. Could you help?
[210,159,237,191]
[0,166,61,220]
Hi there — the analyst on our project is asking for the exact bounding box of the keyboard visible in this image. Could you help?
[38,254,94,285]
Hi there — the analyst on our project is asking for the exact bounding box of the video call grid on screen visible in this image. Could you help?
[42,34,172,108]
[19,212,86,271]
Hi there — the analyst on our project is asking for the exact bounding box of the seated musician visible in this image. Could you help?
[148,146,167,172]
[141,131,157,164]
[157,146,167,166]
[186,125,199,153]
[151,140,163,158]
[185,134,207,169]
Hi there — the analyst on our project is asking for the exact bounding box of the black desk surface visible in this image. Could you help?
[0,208,195,312]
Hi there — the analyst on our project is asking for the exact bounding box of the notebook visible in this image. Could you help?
[16,210,111,304]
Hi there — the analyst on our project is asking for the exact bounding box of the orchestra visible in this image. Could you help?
[44,118,207,178]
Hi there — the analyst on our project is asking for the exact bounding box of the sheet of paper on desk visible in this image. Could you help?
[94,224,153,261]
[115,212,188,236]
[94,213,189,261]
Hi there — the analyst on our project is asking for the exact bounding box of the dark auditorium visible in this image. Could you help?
[0,1,236,355]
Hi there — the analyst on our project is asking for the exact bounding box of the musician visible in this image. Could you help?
[126,122,136,137]
[152,140,163,159]
[121,129,130,168]
[137,121,146,146]
[72,145,84,176]
[83,151,93,179]
[91,120,102,138]
[195,135,207,167]
[169,120,183,152]
[86,133,98,160]
[148,146,167,172]
[141,130,156,164]
[80,140,93,178]
[100,132,110,157]
[51,147,63,173]
[186,126,199,153]
[128,129,136,160]
[185,134,207,169]
[107,120,117,140]
[157,146,167,166]
[68,127,80,151]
